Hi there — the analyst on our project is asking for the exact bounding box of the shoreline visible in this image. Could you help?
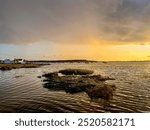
[0,64,45,70]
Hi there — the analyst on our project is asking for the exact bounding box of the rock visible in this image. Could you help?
[37,76,42,78]
[15,75,23,78]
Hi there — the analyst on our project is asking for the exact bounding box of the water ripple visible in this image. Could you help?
[0,62,150,112]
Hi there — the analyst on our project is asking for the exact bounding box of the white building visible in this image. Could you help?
[14,59,26,64]
[3,59,14,64]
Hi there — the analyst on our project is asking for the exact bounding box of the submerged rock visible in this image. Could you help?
[42,69,116,100]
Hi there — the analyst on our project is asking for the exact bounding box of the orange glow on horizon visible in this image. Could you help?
[54,39,150,61]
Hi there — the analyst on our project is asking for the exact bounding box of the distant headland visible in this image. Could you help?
[0,59,97,71]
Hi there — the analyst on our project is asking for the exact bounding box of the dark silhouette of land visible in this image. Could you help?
[27,59,97,63]
[0,64,43,70]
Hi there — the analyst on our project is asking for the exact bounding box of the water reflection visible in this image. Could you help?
[0,62,150,112]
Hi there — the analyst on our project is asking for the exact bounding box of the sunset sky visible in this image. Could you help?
[0,0,150,61]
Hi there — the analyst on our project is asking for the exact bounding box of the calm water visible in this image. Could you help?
[0,62,150,113]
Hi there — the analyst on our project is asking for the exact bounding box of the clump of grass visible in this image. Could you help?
[0,64,43,70]
[42,72,58,78]
[59,69,94,75]
[42,70,116,100]
[86,84,116,100]
[0,66,12,70]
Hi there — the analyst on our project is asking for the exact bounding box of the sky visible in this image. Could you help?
[0,0,150,61]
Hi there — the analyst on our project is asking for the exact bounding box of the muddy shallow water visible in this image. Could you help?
[0,62,150,112]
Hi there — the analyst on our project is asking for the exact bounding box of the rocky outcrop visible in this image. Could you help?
[42,69,116,100]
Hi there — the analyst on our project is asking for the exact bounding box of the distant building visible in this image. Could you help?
[3,59,14,64]
[14,59,26,64]
[0,60,3,64]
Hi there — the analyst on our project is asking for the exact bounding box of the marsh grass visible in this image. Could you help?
[42,70,116,100]
[59,69,94,75]
[0,64,43,70]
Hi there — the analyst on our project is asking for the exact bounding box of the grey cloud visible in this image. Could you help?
[0,0,88,43]
[0,0,150,44]
[99,0,150,43]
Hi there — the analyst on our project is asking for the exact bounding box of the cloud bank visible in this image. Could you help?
[0,0,150,44]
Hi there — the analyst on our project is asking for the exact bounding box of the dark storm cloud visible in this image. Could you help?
[97,0,150,43]
[0,0,88,43]
[0,0,150,44]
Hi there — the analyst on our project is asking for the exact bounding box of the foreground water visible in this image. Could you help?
[0,62,150,113]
